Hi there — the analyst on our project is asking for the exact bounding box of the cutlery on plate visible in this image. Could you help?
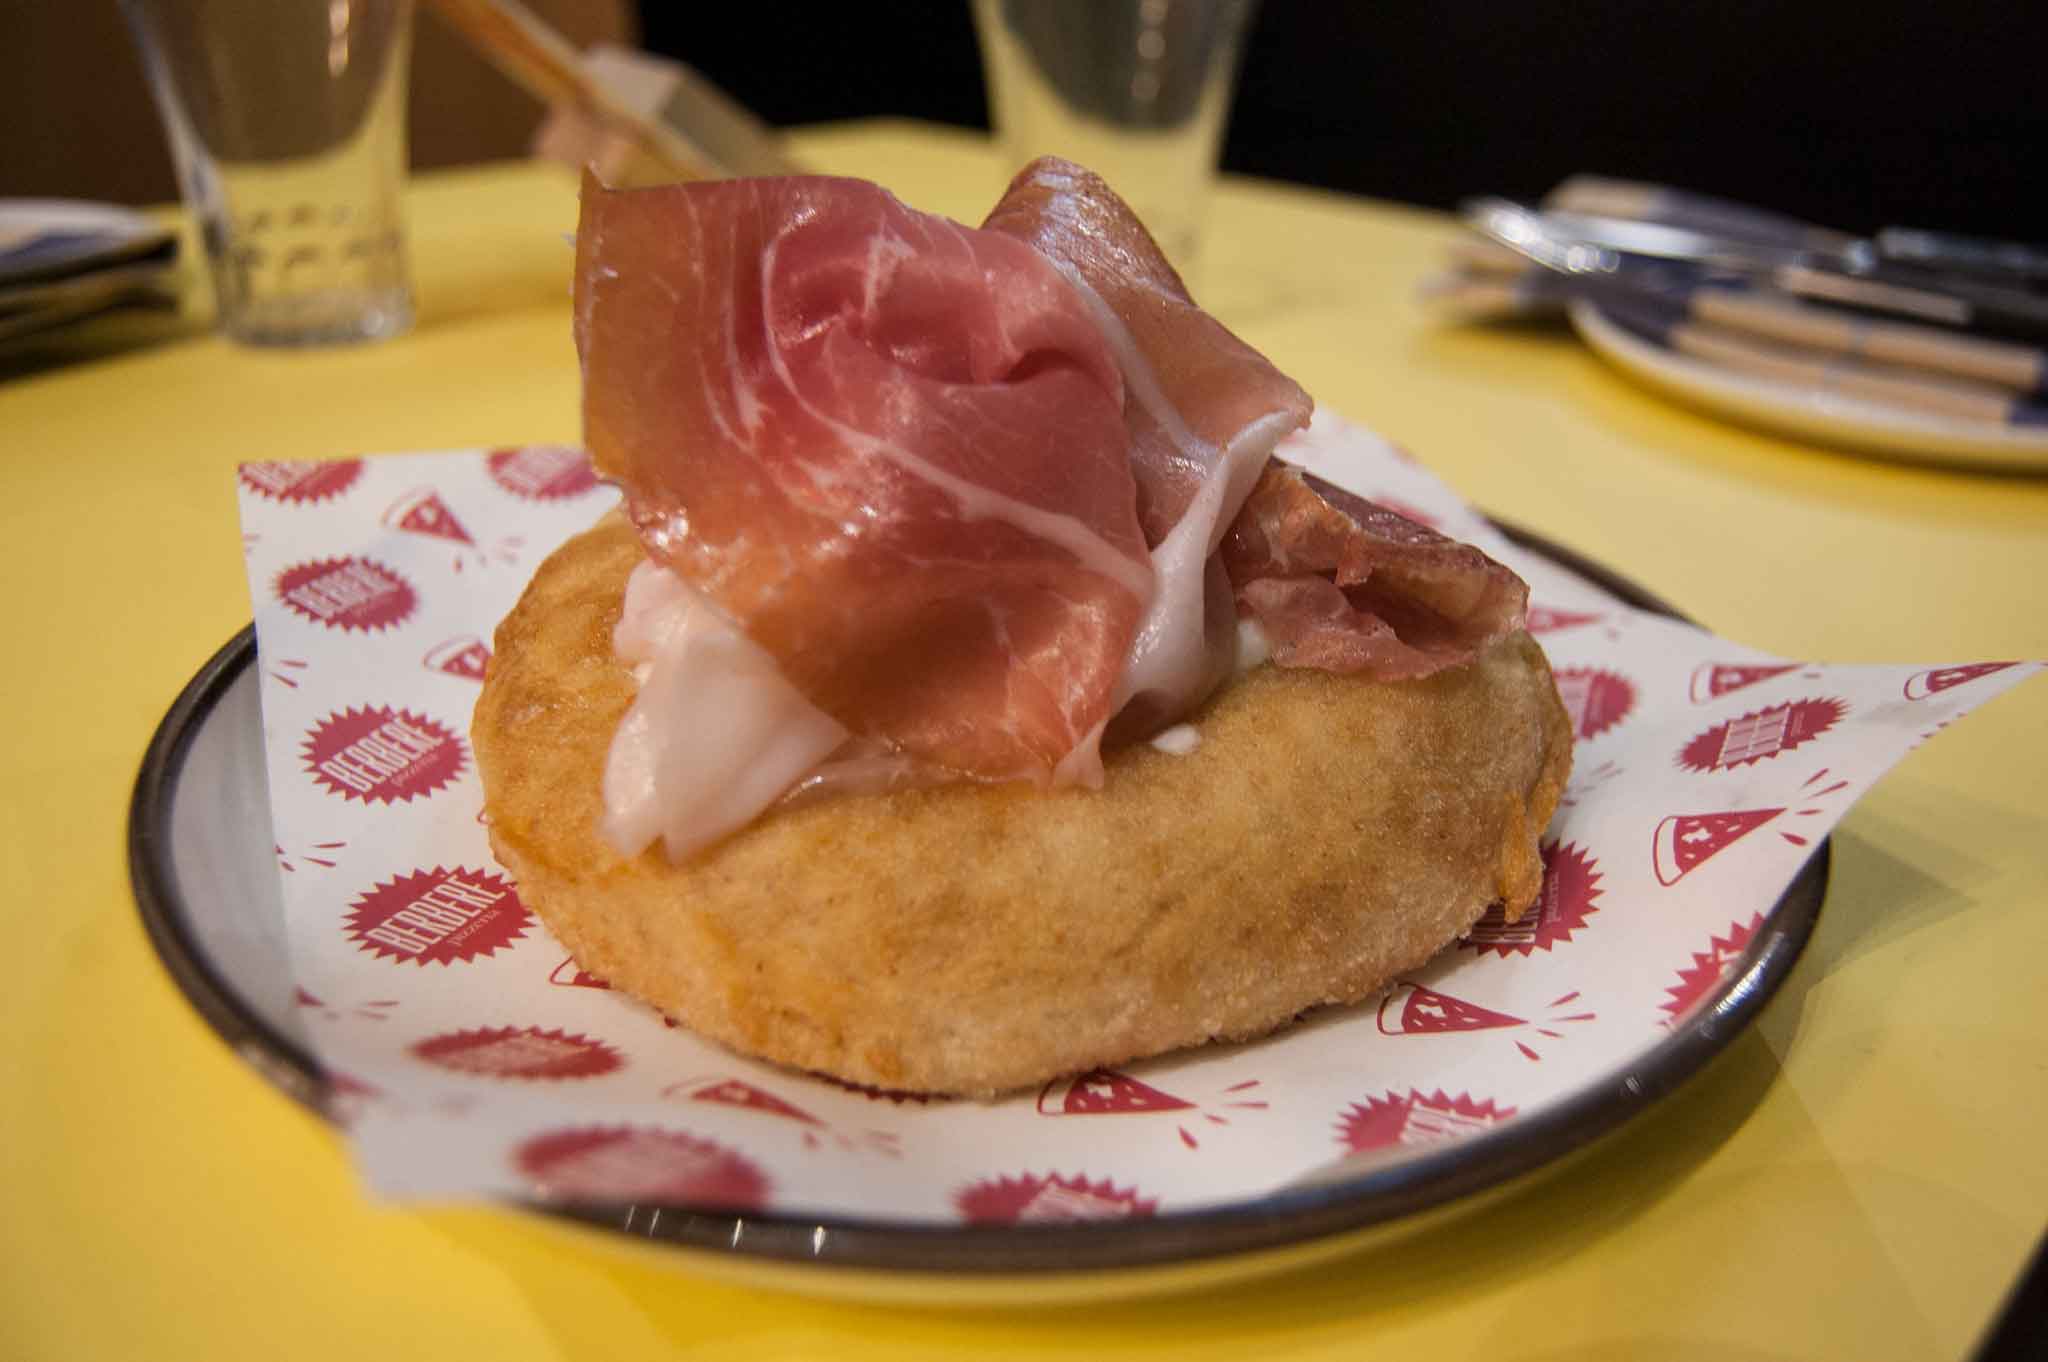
[1546,174,2048,289]
[1463,197,2048,342]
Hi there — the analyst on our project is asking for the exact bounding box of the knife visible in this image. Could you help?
[1464,197,2048,341]
[1546,175,2048,289]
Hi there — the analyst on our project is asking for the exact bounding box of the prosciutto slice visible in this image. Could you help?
[575,171,1153,785]
[575,161,1529,860]
[1223,463,1528,677]
[983,159,1314,728]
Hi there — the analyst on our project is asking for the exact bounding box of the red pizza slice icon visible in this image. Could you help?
[672,1077,824,1127]
[424,634,491,681]
[1376,983,1525,1035]
[1036,1069,1194,1116]
[1688,662,1801,704]
[1652,808,1784,886]
[382,487,474,545]
[547,956,610,989]
[1903,661,2021,701]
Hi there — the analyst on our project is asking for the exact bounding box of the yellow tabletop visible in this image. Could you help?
[5,122,2044,1360]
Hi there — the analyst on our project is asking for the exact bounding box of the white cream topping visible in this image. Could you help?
[1149,723,1202,756]
[601,560,849,861]
[1046,263,1297,721]
[1234,614,1272,674]
[1114,408,1298,713]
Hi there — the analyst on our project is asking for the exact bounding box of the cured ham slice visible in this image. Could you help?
[575,171,1153,786]
[1223,464,1528,678]
[576,161,1532,860]
[983,158,1313,727]
[983,160,1520,688]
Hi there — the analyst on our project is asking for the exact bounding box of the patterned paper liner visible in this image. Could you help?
[231,421,2041,1225]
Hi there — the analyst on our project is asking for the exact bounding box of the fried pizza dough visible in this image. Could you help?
[474,514,1573,1097]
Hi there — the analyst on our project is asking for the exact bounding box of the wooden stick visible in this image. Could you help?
[423,0,726,181]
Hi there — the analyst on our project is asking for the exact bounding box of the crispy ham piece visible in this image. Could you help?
[574,160,1529,861]
[1224,464,1529,676]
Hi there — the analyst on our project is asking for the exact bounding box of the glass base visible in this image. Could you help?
[219,286,413,348]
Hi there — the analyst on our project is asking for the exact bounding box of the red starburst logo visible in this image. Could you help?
[1661,913,1763,1023]
[1903,661,2022,701]
[1337,1089,1516,1153]
[515,1127,770,1209]
[1553,666,1636,741]
[954,1172,1156,1224]
[486,445,601,500]
[1677,697,1846,774]
[344,866,531,965]
[301,705,467,804]
[1462,841,1602,956]
[238,458,363,505]
[410,1025,620,1080]
[274,556,417,633]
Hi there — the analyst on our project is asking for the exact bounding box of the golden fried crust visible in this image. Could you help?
[474,514,1574,1096]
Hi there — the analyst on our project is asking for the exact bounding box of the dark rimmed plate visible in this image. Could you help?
[128,525,1826,1301]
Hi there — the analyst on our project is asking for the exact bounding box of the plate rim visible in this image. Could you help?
[127,523,1828,1278]
[1568,298,2048,473]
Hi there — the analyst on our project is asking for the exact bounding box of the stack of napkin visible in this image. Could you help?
[0,200,179,342]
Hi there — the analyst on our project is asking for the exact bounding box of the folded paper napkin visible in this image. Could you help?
[235,416,2039,1221]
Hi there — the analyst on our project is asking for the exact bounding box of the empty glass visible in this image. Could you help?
[123,0,416,346]
[972,0,1258,282]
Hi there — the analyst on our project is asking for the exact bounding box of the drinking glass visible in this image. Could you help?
[122,0,416,346]
[972,0,1258,282]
